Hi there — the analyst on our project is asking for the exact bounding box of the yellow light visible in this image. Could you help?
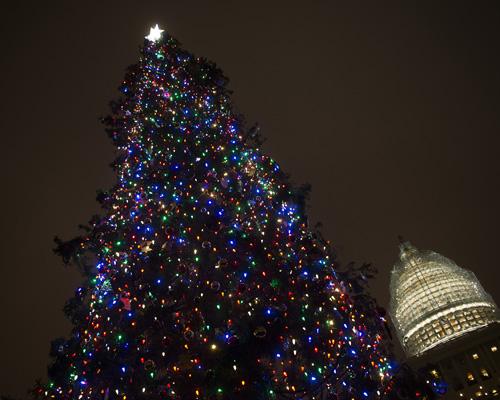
[480,368,490,378]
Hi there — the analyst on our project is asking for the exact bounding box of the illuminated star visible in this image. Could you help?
[145,24,164,42]
[142,240,154,253]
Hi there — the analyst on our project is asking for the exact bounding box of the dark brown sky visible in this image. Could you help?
[1,1,500,397]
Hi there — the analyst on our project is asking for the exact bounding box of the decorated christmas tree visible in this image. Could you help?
[35,26,429,400]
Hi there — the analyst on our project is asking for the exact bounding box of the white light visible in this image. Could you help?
[145,24,164,42]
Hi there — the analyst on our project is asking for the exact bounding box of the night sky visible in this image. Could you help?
[2,1,500,397]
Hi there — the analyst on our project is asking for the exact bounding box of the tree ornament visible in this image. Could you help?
[119,295,132,311]
[210,281,221,291]
[183,329,194,340]
[202,240,212,249]
[246,163,256,177]
[227,334,239,345]
[141,240,154,253]
[253,326,267,338]
[144,359,156,371]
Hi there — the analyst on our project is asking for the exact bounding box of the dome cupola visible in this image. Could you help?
[389,239,499,357]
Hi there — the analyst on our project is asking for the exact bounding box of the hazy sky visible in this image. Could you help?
[1,1,500,397]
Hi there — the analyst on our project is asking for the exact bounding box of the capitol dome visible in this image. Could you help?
[389,240,499,357]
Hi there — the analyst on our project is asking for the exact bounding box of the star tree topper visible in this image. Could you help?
[145,24,164,42]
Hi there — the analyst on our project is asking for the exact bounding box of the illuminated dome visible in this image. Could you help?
[389,240,499,357]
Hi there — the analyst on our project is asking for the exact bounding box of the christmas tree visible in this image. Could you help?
[36,25,405,400]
